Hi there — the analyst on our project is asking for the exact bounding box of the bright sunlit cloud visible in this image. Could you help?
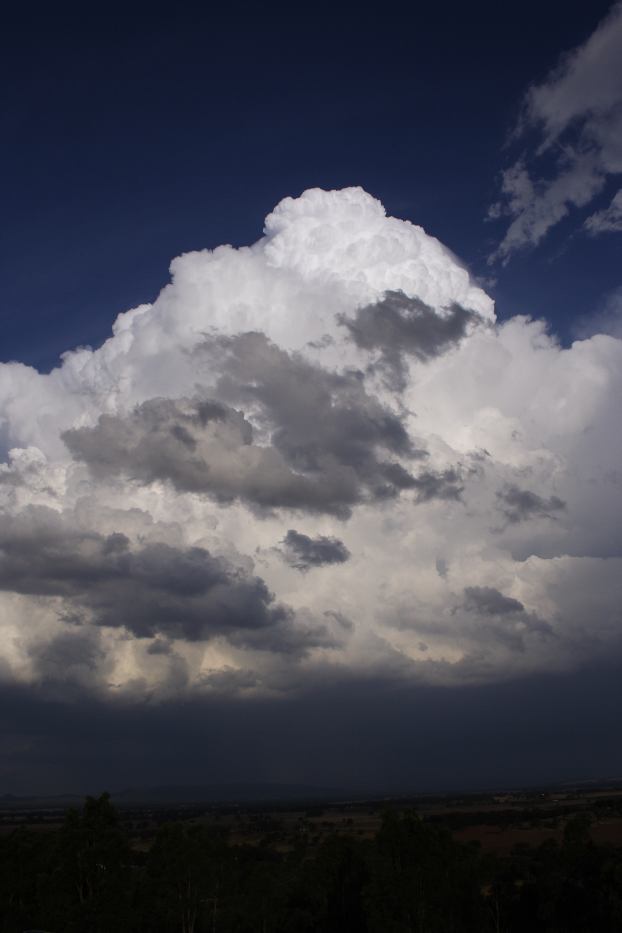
[1,187,621,703]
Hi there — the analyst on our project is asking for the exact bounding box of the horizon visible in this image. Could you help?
[5,773,622,806]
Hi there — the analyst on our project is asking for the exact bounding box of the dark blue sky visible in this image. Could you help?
[1,0,618,371]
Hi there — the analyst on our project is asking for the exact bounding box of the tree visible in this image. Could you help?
[146,822,228,933]
[59,792,132,931]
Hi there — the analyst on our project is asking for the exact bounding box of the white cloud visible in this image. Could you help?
[585,188,622,234]
[489,2,622,261]
[0,187,621,698]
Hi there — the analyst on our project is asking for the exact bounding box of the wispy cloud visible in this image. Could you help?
[585,188,622,234]
[489,2,622,263]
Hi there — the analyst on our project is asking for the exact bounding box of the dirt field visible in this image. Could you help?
[3,784,622,855]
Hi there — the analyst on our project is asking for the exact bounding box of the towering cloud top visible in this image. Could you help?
[0,188,620,704]
[262,187,493,319]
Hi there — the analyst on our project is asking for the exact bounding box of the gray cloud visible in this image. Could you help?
[147,638,174,656]
[211,330,417,471]
[64,396,354,516]
[435,557,449,579]
[411,468,464,503]
[463,586,525,616]
[0,506,329,654]
[198,667,259,693]
[323,610,354,632]
[497,484,566,524]
[64,332,444,517]
[29,629,104,683]
[281,529,350,571]
[393,582,555,657]
[458,587,554,654]
[341,291,479,388]
[0,471,21,487]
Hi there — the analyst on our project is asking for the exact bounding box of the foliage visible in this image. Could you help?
[2,797,622,932]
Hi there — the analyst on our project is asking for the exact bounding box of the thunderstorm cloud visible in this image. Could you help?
[0,186,621,726]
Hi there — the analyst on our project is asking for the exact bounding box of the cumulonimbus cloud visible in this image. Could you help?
[0,186,620,702]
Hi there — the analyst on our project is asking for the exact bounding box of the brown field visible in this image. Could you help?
[3,785,622,856]
[454,818,622,853]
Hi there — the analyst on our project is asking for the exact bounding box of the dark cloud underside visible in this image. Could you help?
[463,586,525,615]
[2,664,622,796]
[281,529,350,571]
[0,507,331,653]
[497,484,566,523]
[341,291,480,388]
[64,332,465,516]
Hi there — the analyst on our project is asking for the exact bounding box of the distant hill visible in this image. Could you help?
[5,775,622,811]
[110,783,348,804]
[0,792,83,809]
[0,783,349,809]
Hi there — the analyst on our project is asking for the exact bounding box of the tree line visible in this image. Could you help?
[1,793,622,932]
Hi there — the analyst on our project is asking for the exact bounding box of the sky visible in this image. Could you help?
[0,1,621,795]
